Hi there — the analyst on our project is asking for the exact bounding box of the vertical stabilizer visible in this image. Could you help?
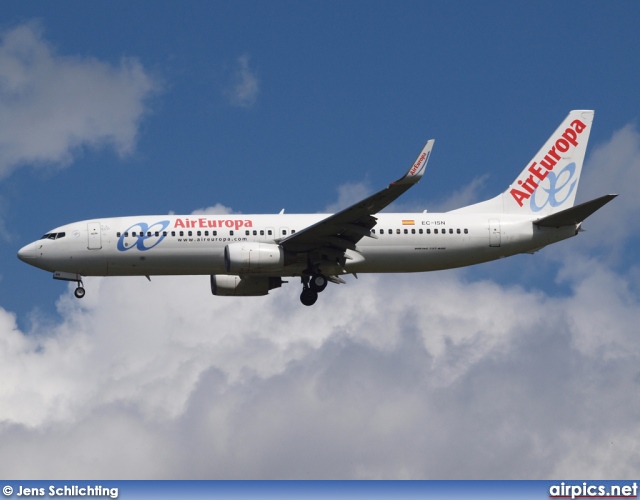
[450,110,594,215]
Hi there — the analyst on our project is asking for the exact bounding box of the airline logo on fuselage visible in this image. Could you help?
[174,218,253,230]
[117,218,255,251]
[510,119,587,211]
[117,221,170,251]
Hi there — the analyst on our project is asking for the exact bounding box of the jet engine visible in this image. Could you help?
[211,275,284,296]
[224,242,284,274]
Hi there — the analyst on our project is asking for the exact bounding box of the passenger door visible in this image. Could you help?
[87,222,102,250]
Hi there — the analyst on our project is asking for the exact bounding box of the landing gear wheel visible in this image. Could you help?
[300,288,318,306]
[74,287,86,299]
[309,274,328,292]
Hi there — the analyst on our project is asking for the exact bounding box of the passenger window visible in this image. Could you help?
[155,232,159,237]
[204,231,208,236]
[213,231,217,236]
[282,230,287,235]
[404,229,408,234]
[188,231,192,236]
[388,229,392,234]
[260,230,265,236]
[180,231,184,236]
[411,229,415,234]
[427,229,431,234]
[253,230,257,236]
[147,231,152,237]
[197,231,201,236]
[163,231,168,236]
[245,230,250,236]
[449,229,453,234]
[419,229,423,234]
[396,229,401,234]
[268,230,273,236]
[171,231,175,237]
[434,229,438,234]
[230,230,234,236]
[457,229,461,234]
[117,232,121,237]
[125,232,129,237]
[464,228,468,234]
[292,229,296,233]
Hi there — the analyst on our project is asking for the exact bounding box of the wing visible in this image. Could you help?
[279,140,434,266]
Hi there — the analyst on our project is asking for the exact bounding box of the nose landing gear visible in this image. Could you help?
[74,285,86,299]
[53,271,86,299]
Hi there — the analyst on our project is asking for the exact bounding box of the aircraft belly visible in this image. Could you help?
[347,245,456,273]
[351,236,510,273]
[106,246,226,276]
[56,254,108,276]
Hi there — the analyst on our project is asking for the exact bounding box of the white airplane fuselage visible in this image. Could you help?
[18,212,575,277]
[17,111,616,305]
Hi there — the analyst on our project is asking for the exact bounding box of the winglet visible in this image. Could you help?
[395,139,434,185]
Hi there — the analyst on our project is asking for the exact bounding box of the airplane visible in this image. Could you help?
[18,110,616,306]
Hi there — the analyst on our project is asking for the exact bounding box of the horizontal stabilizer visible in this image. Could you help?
[534,194,617,228]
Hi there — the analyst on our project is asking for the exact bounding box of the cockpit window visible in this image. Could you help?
[40,232,66,240]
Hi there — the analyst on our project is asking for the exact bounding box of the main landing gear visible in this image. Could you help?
[300,273,328,306]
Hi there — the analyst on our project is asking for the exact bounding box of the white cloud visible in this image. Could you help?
[1,262,639,479]
[437,174,489,212]
[385,174,489,214]
[0,22,159,178]
[190,203,236,215]
[225,54,259,109]
[0,127,638,479]
[323,180,371,213]
[575,124,640,252]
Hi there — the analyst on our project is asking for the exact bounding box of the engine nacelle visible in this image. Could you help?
[211,275,284,296]
[224,242,284,274]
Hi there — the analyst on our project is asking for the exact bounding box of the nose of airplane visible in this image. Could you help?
[17,242,37,262]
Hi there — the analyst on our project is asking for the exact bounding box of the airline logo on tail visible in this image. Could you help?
[510,118,588,211]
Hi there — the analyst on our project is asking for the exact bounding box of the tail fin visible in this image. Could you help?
[451,110,595,215]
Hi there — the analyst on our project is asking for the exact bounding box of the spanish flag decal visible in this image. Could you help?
[402,220,415,225]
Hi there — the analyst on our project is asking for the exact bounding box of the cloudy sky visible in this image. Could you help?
[2,1,640,479]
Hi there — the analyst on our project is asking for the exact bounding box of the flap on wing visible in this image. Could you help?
[280,140,435,253]
[534,194,617,227]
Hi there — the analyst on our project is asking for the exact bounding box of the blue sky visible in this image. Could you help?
[1,1,640,479]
